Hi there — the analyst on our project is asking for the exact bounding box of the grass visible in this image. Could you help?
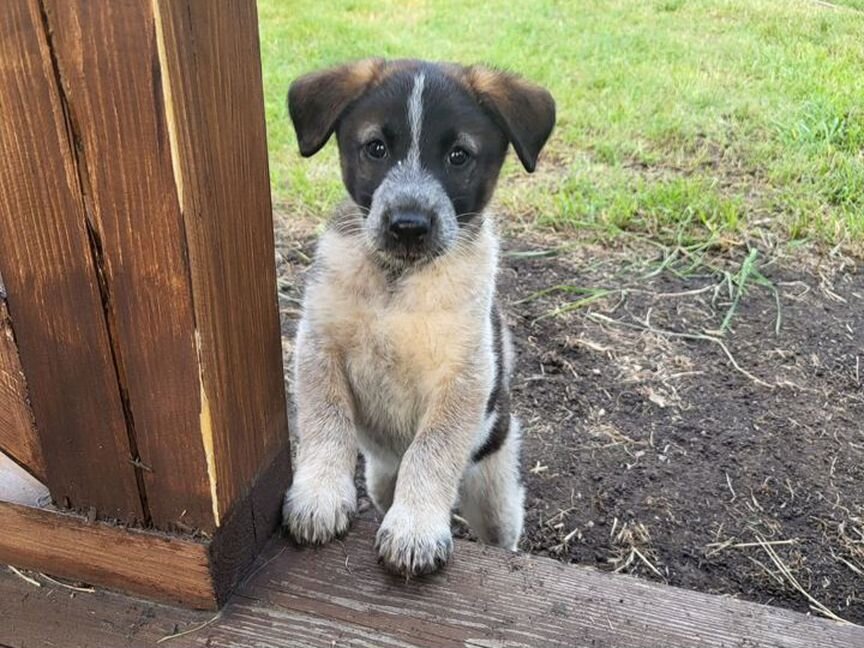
[257,0,864,253]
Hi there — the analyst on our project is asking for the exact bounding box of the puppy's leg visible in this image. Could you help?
[283,326,358,544]
[364,454,399,514]
[375,379,488,576]
[460,417,524,550]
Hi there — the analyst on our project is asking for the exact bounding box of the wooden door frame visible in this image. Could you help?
[0,0,290,609]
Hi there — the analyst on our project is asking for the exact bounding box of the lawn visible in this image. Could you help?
[257,0,863,253]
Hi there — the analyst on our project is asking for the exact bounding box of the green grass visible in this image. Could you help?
[258,0,864,252]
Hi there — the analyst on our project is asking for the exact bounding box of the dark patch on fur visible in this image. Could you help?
[474,304,510,463]
[485,303,504,415]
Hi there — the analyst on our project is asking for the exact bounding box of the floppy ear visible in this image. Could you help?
[287,58,386,157]
[465,66,556,172]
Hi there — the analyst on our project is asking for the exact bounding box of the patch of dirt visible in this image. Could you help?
[274,212,864,623]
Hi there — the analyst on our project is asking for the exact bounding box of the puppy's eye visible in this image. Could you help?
[364,139,388,160]
[447,147,470,167]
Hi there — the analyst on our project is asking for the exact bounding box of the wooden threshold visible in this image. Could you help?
[3,518,862,648]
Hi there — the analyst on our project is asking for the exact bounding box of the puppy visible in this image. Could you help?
[282,59,555,576]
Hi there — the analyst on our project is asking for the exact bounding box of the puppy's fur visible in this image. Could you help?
[283,59,555,576]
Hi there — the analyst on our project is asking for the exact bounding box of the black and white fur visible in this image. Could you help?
[282,59,555,576]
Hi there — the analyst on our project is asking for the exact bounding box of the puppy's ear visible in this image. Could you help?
[288,58,386,157]
[465,66,556,172]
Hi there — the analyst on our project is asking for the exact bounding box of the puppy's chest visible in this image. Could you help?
[344,296,472,393]
[322,283,479,437]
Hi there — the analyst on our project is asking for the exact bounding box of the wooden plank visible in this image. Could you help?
[40,0,214,531]
[211,519,864,648]
[0,501,216,609]
[0,444,289,609]
[0,567,213,647]
[153,0,289,522]
[3,519,862,647]
[0,0,142,519]
[0,298,43,482]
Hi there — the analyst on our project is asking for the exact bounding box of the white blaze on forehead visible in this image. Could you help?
[407,73,425,167]
[369,70,459,252]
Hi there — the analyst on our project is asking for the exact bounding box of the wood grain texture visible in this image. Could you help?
[153,0,290,522]
[40,0,214,531]
[0,300,43,482]
[3,518,862,648]
[0,0,142,519]
[0,565,213,647]
[0,446,290,609]
[208,520,864,648]
[0,501,215,608]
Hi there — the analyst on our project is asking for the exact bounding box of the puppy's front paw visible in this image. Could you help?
[375,506,453,576]
[282,476,356,545]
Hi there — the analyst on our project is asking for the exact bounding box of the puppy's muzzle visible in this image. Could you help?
[387,209,434,246]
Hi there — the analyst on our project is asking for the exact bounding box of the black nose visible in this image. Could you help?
[388,211,432,244]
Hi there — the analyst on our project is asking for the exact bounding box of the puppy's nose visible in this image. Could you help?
[388,211,432,244]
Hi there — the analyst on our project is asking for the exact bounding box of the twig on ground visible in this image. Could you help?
[609,520,665,581]
[8,565,41,588]
[632,547,664,579]
[157,613,222,644]
[706,537,798,558]
[832,552,864,578]
[38,573,96,593]
[653,284,719,299]
[504,247,567,259]
[537,290,613,320]
[529,461,549,474]
[587,312,774,388]
[725,472,737,502]
[340,541,353,575]
[568,336,612,353]
[746,555,786,587]
[755,534,849,624]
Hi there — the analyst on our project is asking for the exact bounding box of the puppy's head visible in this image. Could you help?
[288,59,555,266]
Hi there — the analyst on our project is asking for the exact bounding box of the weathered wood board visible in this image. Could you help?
[3,519,862,648]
